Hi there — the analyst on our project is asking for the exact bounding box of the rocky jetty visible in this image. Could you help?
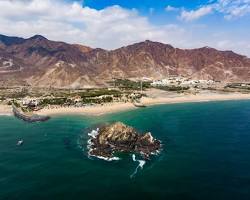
[12,105,50,122]
[88,122,161,160]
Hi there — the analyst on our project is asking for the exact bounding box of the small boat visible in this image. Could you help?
[17,140,24,146]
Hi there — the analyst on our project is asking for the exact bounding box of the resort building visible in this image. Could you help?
[22,98,39,107]
[151,77,215,88]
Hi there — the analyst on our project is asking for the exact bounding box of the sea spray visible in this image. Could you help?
[87,128,99,150]
[87,128,121,161]
[92,155,120,161]
[88,128,99,138]
[130,154,146,178]
[84,122,161,162]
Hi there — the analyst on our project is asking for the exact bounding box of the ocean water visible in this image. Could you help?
[1,100,250,200]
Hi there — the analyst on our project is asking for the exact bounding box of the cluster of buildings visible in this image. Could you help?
[21,97,40,110]
[150,76,215,88]
[15,92,141,110]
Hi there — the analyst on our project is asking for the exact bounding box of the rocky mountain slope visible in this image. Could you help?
[1,34,250,88]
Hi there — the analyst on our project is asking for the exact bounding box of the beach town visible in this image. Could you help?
[1,76,250,118]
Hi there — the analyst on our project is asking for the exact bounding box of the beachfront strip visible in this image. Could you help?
[1,77,250,116]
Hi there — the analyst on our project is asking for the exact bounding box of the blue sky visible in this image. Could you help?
[0,0,250,56]
[83,0,214,24]
[83,0,250,24]
[84,0,210,10]
[84,0,250,56]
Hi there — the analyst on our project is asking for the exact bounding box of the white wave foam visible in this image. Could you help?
[151,149,161,155]
[87,128,99,150]
[92,155,120,162]
[87,128,121,162]
[130,154,146,178]
[88,128,99,139]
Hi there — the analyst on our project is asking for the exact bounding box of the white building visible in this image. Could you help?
[151,77,215,87]
[22,98,39,107]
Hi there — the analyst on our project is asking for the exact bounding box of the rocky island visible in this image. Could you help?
[88,122,161,160]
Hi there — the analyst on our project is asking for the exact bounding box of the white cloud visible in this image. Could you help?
[165,6,179,12]
[180,6,213,21]
[179,0,250,21]
[0,0,187,49]
[216,0,250,19]
[0,0,250,57]
[214,40,250,56]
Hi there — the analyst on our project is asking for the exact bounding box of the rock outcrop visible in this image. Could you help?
[88,122,161,160]
[12,105,50,122]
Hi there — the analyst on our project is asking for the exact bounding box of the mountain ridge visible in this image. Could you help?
[0,34,250,88]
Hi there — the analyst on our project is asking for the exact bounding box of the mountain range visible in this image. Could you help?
[1,34,250,88]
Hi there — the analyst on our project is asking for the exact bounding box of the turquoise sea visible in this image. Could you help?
[1,100,250,200]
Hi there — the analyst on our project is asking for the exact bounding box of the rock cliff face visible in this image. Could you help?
[88,122,161,160]
[1,34,250,87]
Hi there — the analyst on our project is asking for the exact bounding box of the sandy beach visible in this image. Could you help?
[2,91,250,117]
[34,91,250,116]
[0,105,12,116]
[141,90,250,106]
[35,102,136,116]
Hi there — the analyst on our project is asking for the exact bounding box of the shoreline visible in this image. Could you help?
[1,92,250,117]
[0,105,12,116]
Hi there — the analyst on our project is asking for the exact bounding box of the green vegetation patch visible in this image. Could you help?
[111,79,151,90]
[225,83,250,90]
[156,86,190,91]
[78,89,122,98]
[39,98,70,106]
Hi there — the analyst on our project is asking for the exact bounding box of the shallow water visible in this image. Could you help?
[1,100,250,200]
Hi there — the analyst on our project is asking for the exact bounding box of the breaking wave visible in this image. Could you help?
[87,128,121,161]
[88,128,99,139]
[91,155,120,162]
[130,154,146,178]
